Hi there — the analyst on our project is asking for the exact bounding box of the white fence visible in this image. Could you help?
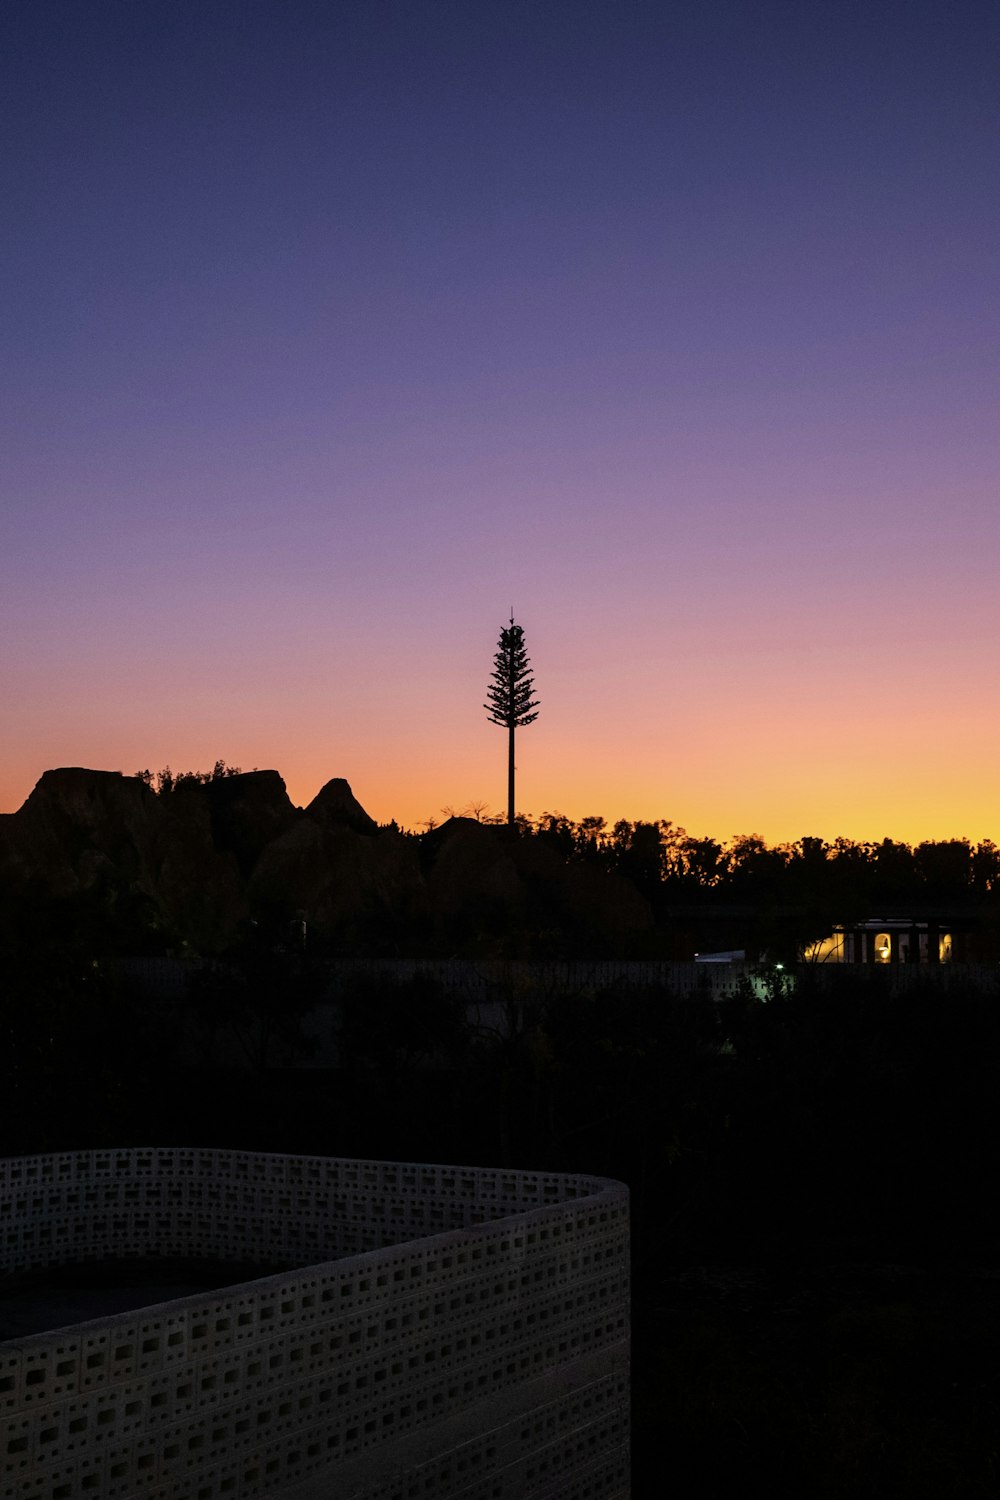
[0,1149,629,1500]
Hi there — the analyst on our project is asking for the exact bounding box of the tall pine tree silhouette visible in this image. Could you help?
[485,614,539,826]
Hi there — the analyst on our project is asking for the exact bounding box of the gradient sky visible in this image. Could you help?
[2,0,998,841]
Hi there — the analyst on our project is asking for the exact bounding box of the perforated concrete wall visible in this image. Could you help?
[1,1150,629,1499]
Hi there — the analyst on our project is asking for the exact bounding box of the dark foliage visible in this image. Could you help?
[5,946,1000,1494]
[483,618,539,732]
[414,818,1000,960]
[484,615,539,826]
[0,877,170,1152]
[134,760,246,794]
[182,916,324,1074]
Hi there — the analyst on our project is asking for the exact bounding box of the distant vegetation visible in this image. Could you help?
[130,766,1000,914]
[111,767,1000,962]
[134,760,247,794]
[429,806,1000,913]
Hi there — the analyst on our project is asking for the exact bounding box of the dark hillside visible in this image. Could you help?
[5,770,1000,1495]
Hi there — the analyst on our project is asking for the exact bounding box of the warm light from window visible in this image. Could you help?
[802,933,845,963]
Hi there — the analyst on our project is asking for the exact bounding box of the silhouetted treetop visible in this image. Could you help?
[484,616,539,731]
[485,615,539,827]
[135,761,246,795]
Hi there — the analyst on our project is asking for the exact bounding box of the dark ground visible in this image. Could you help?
[633,1255,1000,1498]
[5,966,1000,1497]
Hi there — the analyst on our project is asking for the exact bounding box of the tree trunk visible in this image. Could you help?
[508,724,516,826]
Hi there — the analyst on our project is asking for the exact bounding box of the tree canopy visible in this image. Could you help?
[484,615,539,826]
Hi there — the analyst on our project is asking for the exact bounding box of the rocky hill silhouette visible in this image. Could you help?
[0,768,650,956]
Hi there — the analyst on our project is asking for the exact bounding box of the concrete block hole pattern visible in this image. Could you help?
[0,1149,629,1499]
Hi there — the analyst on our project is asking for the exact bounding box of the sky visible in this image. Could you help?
[2,0,998,842]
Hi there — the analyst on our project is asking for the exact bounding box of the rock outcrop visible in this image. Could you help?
[201,770,297,878]
[249,819,427,945]
[1,769,651,956]
[0,768,165,898]
[304,777,379,835]
[0,768,247,951]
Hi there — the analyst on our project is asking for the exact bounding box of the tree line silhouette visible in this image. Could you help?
[423,808,1000,906]
[134,765,999,911]
[127,763,1000,959]
[135,759,248,795]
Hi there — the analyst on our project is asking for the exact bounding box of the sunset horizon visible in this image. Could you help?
[3,1,997,856]
[4,746,998,852]
[4,9,999,1489]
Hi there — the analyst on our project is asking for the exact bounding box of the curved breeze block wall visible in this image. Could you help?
[0,1150,629,1500]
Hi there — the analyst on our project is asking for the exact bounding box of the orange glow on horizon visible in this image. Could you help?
[3,5,998,869]
[5,722,995,852]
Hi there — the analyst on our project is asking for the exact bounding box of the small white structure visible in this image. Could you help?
[804,919,954,965]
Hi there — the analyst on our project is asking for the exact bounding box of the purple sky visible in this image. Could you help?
[3,1,998,840]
